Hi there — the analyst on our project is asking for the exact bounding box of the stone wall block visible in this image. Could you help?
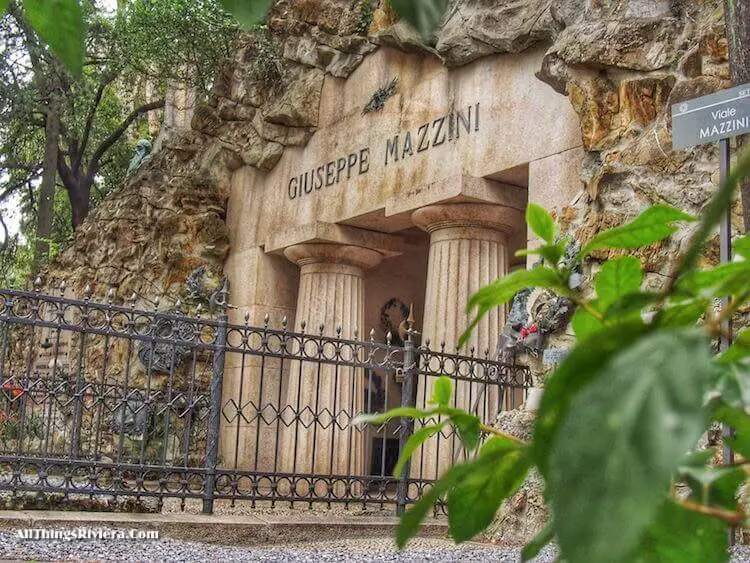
[618,75,676,128]
[283,34,364,78]
[262,68,324,127]
[550,18,681,71]
[567,75,620,150]
[436,0,556,67]
[251,112,314,146]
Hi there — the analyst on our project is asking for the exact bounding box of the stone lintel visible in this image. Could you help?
[264,221,410,258]
[385,174,527,220]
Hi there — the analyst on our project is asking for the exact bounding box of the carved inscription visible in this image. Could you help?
[287,103,480,201]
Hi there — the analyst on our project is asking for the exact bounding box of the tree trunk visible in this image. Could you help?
[32,96,61,277]
[69,178,92,230]
[724,0,750,231]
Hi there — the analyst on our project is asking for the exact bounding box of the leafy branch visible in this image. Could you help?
[357,146,750,562]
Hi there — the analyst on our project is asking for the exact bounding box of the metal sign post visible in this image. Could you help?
[672,84,750,547]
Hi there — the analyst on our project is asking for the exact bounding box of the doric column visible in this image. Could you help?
[411,203,523,480]
[280,243,382,493]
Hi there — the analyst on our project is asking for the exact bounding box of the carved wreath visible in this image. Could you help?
[362,77,399,115]
[379,298,410,346]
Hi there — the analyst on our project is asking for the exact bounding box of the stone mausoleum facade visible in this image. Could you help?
[46,0,737,481]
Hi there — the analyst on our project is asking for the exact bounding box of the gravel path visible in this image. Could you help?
[2,529,749,562]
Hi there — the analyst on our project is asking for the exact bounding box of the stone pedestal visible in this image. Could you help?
[411,203,523,480]
[280,243,382,493]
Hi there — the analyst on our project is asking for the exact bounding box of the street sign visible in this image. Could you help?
[671,83,750,149]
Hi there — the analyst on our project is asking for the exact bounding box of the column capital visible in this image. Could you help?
[284,243,383,271]
[411,203,524,235]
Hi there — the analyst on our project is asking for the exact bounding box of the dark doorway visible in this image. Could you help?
[370,437,399,476]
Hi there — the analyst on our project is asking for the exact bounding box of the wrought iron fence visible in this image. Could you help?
[0,287,530,514]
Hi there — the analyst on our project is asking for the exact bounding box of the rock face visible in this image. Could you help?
[47,129,235,304]
[48,0,736,304]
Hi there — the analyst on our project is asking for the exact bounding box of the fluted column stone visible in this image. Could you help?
[280,243,382,493]
[412,203,523,480]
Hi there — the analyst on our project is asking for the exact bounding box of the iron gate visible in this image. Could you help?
[0,287,530,514]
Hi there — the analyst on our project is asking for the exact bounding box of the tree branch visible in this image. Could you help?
[56,152,74,193]
[678,498,748,526]
[88,98,165,176]
[76,69,119,173]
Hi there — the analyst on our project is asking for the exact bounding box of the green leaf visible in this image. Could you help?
[220,0,273,28]
[714,404,750,459]
[630,501,727,563]
[734,234,750,259]
[0,0,8,15]
[680,449,715,468]
[393,423,444,477]
[654,298,709,328]
[677,261,750,298]
[549,330,714,563]
[430,376,452,406]
[451,412,481,452]
[516,241,566,266]
[581,205,695,257]
[352,406,433,426]
[23,0,85,76]
[571,307,604,340]
[447,438,529,542]
[596,256,642,309]
[521,520,555,562]
[389,0,450,40]
[711,363,750,409]
[533,318,650,479]
[526,203,557,245]
[461,266,569,348]
[604,292,661,320]
[719,329,750,364]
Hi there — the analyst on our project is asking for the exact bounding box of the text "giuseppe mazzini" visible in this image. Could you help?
[287,103,480,200]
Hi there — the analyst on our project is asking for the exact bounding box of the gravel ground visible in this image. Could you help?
[2,529,750,562]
